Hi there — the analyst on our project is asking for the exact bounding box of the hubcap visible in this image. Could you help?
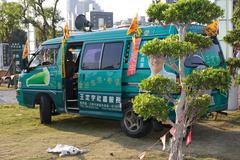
[124,109,142,132]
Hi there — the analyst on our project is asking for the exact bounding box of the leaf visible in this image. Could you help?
[132,93,169,121]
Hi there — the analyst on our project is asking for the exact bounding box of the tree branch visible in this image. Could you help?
[162,94,177,106]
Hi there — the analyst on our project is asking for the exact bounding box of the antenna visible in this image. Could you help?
[75,14,93,32]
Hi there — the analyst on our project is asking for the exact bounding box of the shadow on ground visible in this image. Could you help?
[48,115,240,160]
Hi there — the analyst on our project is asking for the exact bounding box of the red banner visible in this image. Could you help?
[127,37,142,76]
[186,128,192,146]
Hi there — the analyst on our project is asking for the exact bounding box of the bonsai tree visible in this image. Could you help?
[132,1,231,160]
[224,0,240,110]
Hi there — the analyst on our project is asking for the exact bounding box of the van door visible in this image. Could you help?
[78,41,124,119]
[22,44,60,107]
[64,43,83,112]
[27,44,60,90]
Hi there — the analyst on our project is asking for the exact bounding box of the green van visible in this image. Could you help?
[16,25,228,137]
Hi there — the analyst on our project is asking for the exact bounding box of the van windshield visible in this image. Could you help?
[185,39,224,68]
[201,44,222,67]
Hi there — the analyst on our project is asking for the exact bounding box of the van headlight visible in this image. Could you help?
[17,81,22,88]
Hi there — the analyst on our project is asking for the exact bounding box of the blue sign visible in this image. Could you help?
[3,44,10,66]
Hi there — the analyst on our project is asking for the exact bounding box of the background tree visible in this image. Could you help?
[0,2,25,43]
[224,0,240,49]
[132,1,230,160]
[224,0,240,52]
[21,0,63,44]
[224,0,240,110]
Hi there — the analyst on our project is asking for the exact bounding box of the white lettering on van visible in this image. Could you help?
[116,97,121,104]
[85,95,90,101]
[97,95,102,102]
[91,95,96,101]
[103,96,108,103]
[80,94,84,101]
[109,96,114,103]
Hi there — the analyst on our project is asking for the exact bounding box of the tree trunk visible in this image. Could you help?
[169,123,185,160]
[51,0,59,38]
[168,24,188,160]
[228,78,238,110]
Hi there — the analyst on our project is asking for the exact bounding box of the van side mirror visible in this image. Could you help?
[185,55,208,68]
[21,59,29,70]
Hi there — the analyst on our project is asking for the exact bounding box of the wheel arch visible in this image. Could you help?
[122,98,133,112]
[34,92,55,107]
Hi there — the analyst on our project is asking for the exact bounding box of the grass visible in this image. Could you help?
[0,104,239,160]
[0,84,15,90]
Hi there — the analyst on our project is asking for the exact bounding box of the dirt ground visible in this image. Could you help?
[0,104,239,160]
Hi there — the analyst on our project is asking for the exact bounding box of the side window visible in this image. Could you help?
[42,45,59,65]
[82,43,103,70]
[29,49,44,68]
[101,42,123,70]
[29,45,59,68]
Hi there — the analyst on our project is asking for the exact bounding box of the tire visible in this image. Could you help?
[121,108,152,138]
[39,95,52,124]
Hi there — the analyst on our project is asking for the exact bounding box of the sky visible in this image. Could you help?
[94,0,152,22]
[6,0,152,22]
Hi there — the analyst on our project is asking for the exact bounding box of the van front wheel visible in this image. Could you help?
[121,108,152,138]
[39,95,52,124]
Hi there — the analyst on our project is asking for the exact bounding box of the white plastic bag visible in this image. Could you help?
[47,144,85,157]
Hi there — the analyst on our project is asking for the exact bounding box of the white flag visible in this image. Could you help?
[138,151,146,160]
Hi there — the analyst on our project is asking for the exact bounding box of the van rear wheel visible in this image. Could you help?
[39,95,52,124]
[121,108,152,138]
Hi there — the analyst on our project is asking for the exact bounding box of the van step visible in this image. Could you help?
[67,99,78,102]
[67,107,79,110]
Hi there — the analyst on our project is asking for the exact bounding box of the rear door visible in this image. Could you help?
[78,41,124,119]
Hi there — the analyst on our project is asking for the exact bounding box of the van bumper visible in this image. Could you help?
[16,89,24,106]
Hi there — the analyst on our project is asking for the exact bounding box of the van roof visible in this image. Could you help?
[42,25,205,45]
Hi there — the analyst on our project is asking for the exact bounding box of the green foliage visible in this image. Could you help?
[139,74,179,95]
[21,0,63,43]
[187,94,211,118]
[133,0,227,133]
[140,37,196,58]
[9,29,27,44]
[147,2,169,24]
[226,58,240,68]
[0,2,23,43]
[147,0,223,25]
[163,0,223,25]
[226,58,240,77]
[132,93,169,121]
[224,29,240,47]
[185,32,213,50]
[224,0,240,47]
[184,68,231,93]
[232,0,240,28]
[167,32,213,50]
[237,75,240,85]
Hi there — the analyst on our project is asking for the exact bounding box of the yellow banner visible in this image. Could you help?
[22,40,28,59]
